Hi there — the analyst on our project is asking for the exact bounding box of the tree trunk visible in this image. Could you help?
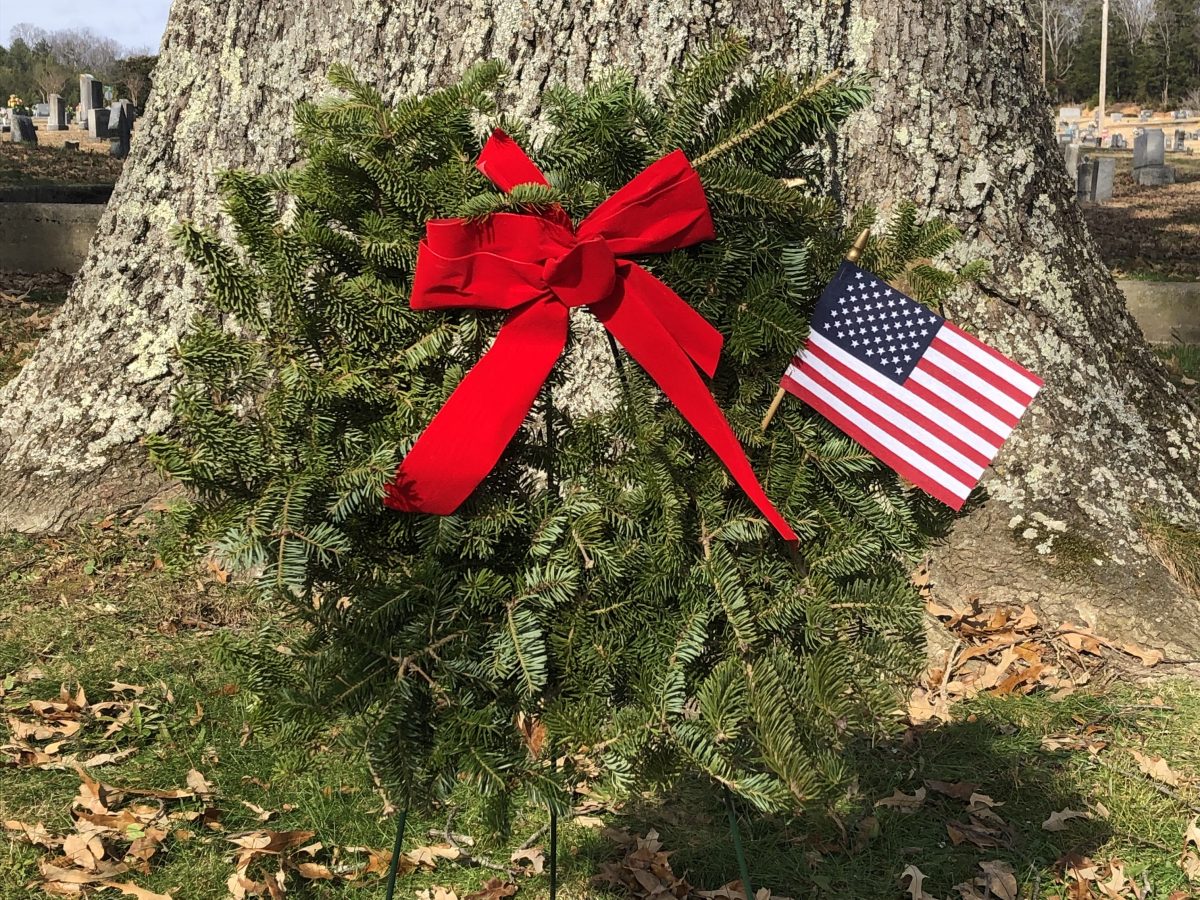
[2,0,1197,649]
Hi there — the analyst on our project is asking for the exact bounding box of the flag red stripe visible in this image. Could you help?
[944,322,1044,388]
[782,374,968,510]
[797,345,993,470]
[900,370,1009,444]
[795,363,979,490]
[932,336,1033,405]
[915,358,1021,429]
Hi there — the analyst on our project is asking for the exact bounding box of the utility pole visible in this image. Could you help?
[1042,0,1048,86]
[1098,0,1109,135]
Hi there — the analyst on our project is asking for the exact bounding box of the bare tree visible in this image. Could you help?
[43,28,123,81]
[7,23,49,47]
[1112,0,1158,48]
[1045,0,1087,82]
[31,60,68,102]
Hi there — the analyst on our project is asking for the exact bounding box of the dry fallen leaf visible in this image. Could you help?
[186,769,215,797]
[462,878,518,900]
[4,818,62,849]
[296,861,335,880]
[924,780,977,801]
[900,864,939,900]
[417,889,459,900]
[978,860,1018,900]
[1130,749,1182,787]
[406,843,462,870]
[1043,809,1090,832]
[99,882,175,900]
[875,787,926,813]
[510,845,546,874]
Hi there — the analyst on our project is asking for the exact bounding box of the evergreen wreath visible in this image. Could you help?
[149,34,974,825]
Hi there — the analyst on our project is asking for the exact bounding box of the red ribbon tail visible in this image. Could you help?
[617,262,723,377]
[386,299,568,515]
[592,272,798,543]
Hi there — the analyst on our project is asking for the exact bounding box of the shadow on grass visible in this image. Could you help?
[599,706,1115,899]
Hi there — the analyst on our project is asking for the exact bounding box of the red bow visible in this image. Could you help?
[385,130,797,543]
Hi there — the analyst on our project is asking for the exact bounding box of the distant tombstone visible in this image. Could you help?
[46,94,66,131]
[1110,133,1126,150]
[1174,129,1187,151]
[63,140,80,151]
[1134,129,1166,168]
[79,74,96,128]
[88,107,111,140]
[9,114,37,144]
[1110,112,1123,122]
[108,104,132,158]
[1139,109,1152,121]
[1091,157,1115,201]
[1064,143,1082,179]
[1058,106,1082,121]
[33,102,49,118]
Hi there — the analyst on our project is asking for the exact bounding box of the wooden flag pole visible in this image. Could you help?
[760,227,871,432]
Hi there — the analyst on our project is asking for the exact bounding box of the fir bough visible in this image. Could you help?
[149,35,969,824]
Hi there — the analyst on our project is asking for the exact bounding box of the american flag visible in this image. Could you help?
[781,262,1042,509]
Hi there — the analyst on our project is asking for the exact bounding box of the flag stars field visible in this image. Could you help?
[781,261,1043,510]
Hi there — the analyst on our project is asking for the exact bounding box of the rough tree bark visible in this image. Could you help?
[2,0,1197,650]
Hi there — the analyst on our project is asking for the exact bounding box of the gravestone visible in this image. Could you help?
[1139,109,1152,121]
[1133,129,1164,167]
[46,94,66,130]
[1058,106,1082,121]
[63,140,80,151]
[1090,156,1115,201]
[1110,112,1123,122]
[1110,133,1126,149]
[33,102,49,118]
[9,115,37,144]
[1133,128,1175,185]
[108,103,132,158]
[79,75,103,129]
[1063,143,1082,180]
[88,107,110,140]
[1174,129,1186,151]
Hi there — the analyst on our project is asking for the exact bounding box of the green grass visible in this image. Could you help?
[1156,342,1200,383]
[3,523,1200,899]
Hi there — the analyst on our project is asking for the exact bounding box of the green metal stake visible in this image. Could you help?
[549,802,558,900]
[723,788,755,900]
[383,798,411,900]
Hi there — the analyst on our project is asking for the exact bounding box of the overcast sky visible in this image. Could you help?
[1,0,171,52]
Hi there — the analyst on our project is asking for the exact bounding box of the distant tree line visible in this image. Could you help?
[0,23,157,112]
[1039,0,1200,107]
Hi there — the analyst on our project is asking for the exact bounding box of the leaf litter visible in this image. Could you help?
[911,590,1169,727]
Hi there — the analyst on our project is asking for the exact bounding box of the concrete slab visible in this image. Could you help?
[1117,280,1200,343]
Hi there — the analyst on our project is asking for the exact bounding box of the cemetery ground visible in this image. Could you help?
[1080,151,1200,282]
[0,142,122,190]
[3,521,1200,899]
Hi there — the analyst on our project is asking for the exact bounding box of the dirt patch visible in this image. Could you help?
[1081,152,1200,280]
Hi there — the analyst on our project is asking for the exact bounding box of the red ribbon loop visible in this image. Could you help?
[386,130,797,543]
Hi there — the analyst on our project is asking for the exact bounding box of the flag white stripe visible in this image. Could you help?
[936,328,1040,397]
[922,347,1028,418]
[786,369,973,497]
[792,353,986,480]
[807,332,1004,455]
[907,367,1016,442]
